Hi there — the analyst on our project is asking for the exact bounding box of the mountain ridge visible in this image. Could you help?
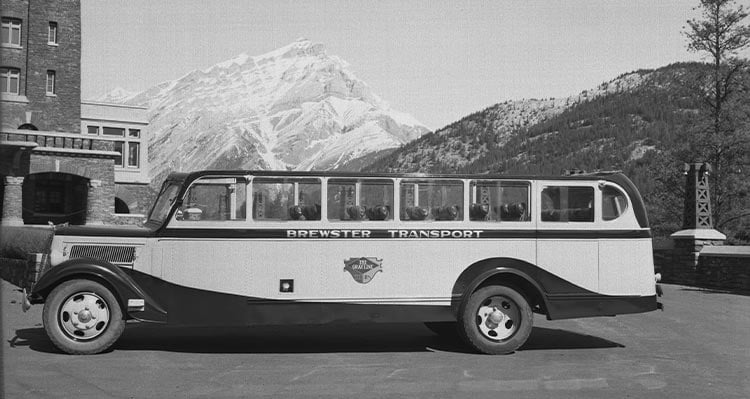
[101,39,430,184]
[359,63,690,174]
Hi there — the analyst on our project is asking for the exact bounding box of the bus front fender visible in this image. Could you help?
[30,258,167,323]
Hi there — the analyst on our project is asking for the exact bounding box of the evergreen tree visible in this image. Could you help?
[680,0,750,237]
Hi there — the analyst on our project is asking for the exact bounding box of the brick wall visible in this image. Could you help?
[116,183,157,215]
[26,0,82,132]
[0,0,30,129]
[0,1,29,93]
[29,152,116,223]
[29,152,114,181]
[0,0,81,132]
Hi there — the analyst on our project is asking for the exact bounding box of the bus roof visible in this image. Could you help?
[166,169,626,182]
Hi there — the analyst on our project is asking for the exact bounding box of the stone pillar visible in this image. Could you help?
[669,229,726,285]
[85,179,105,225]
[667,162,726,285]
[1,176,25,226]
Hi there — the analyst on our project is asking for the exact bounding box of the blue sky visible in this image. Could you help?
[81,0,745,130]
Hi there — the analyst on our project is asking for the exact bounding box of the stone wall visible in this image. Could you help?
[661,238,725,285]
[655,242,750,291]
[695,247,750,292]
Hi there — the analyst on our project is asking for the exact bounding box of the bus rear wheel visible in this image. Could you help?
[42,279,125,355]
[459,285,533,354]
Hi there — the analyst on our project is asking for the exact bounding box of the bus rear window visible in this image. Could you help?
[602,185,629,221]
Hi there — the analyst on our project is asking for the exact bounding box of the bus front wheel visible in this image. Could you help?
[42,279,125,355]
[459,285,533,354]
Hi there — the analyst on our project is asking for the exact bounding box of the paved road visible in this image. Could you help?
[2,281,749,398]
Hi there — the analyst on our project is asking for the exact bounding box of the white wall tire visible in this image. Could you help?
[459,285,533,354]
[42,279,125,355]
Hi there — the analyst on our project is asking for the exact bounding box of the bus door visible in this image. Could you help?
[536,182,599,293]
[597,182,654,295]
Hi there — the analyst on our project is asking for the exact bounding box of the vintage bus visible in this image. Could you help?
[24,170,662,355]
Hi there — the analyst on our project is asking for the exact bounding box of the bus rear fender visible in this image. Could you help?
[452,258,551,319]
[29,258,167,323]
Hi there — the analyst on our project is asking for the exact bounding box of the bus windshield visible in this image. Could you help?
[147,182,182,225]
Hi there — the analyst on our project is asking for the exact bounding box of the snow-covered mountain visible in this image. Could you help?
[109,38,429,184]
[96,87,140,104]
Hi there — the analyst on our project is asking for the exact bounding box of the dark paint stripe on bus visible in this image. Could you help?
[54,226,651,240]
[122,268,658,326]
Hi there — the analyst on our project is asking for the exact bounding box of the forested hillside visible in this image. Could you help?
[360,63,730,237]
[460,64,705,193]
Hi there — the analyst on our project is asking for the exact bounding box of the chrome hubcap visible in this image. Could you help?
[476,296,520,341]
[59,292,110,341]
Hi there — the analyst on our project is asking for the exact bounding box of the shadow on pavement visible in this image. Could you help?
[678,287,750,297]
[11,323,623,355]
[7,327,59,354]
[520,327,624,351]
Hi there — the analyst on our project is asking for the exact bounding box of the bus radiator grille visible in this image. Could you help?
[69,245,136,266]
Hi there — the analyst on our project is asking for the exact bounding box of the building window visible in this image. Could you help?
[46,70,56,95]
[127,142,140,167]
[48,22,58,45]
[103,127,125,136]
[1,18,22,47]
[1,67,20,95]
[87,125,143,169]
[113,141,124,167]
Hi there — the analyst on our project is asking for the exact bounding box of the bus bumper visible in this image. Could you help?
[655,273,664,310]
[21,288,32,312]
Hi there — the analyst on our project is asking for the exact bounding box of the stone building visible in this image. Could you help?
[1,0,151,226]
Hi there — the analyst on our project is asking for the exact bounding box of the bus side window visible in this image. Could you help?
[541,186,594,222]
[177,177,247,221]
[327,179,393,221]
[602,185,629,221]
[470,181,530,222]
[252,178,321,221]
[400,180,463,221]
